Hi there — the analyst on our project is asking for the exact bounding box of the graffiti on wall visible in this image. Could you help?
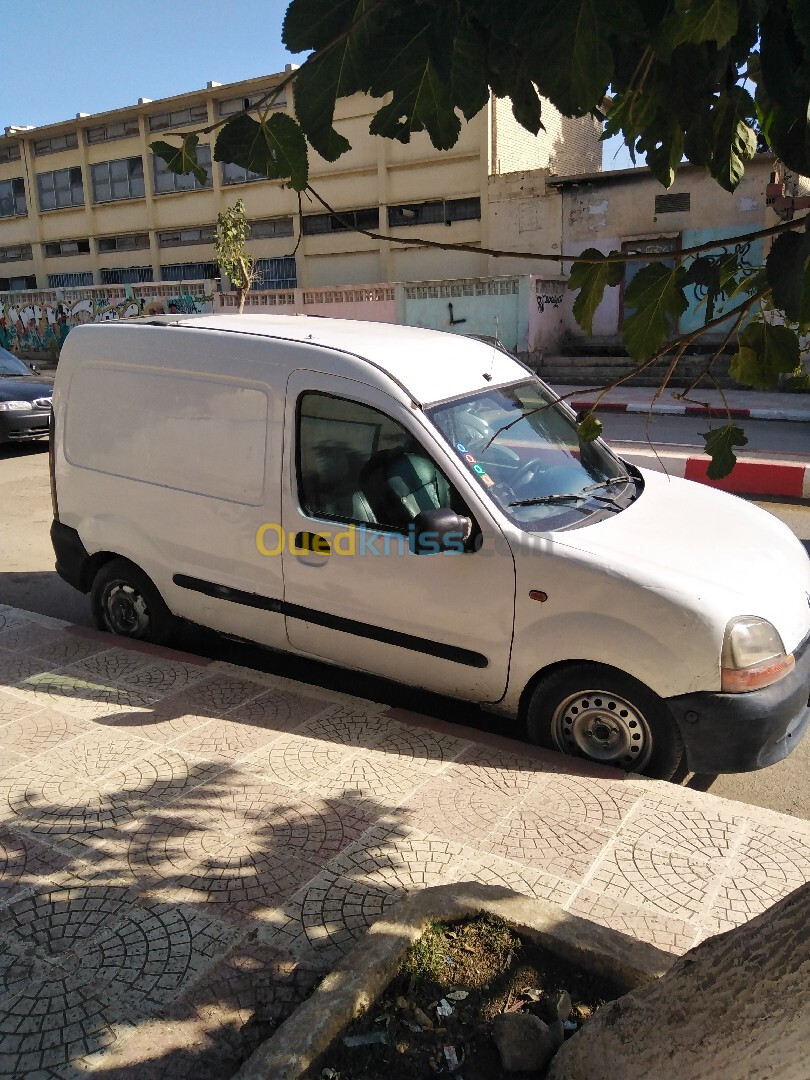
[536,292,564,313]
[0,289,212,354]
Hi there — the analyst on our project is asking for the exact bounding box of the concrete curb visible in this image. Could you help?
[569,399,810,423]
[616,442,810,499]
[231,883,673,1080]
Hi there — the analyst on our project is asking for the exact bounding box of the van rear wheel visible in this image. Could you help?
[91,559,175,646]
[526,663,684,781]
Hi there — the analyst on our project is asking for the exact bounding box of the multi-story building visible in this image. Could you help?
[0,70,602,294]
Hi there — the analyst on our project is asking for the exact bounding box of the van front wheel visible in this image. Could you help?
[526,664,684,781]
[91,559,175,646]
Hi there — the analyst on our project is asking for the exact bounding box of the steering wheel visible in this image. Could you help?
[456,413,493,454]
[511,457,549,491]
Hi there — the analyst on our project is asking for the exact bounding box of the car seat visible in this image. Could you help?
[354,450,451,528]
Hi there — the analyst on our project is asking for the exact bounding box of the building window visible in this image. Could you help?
[85,120,140,145]
[37,167,84,211]
[655,192,691,214]
[0,244,32,264]
[153,144,212,194]
[218,90,285,117]
[0,144,21,164]
[302,208,379,235]
[253,257,297,290]
[148,104,209,132]
[100,266,154,285]
[388,197,481,227]
[47,271,94,288]
[160,260,218,281]
[91,156,145,203]
[0,275,37,291]
[250,217,294,239]
[221,160,265,186]
[158,225,216,248]
[97,233,150,253]
[0,177,27,218]
[44,239,91,258]
[33,132,79,156]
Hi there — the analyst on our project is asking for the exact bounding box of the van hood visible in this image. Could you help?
[554,468,810,652]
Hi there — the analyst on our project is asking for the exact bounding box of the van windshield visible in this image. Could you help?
[426,379,638,531]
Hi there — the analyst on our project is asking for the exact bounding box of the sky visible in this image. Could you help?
[1,0,633,170]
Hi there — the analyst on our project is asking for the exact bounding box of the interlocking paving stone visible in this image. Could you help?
[0,826,81,908]
[565,885,700,953]
[0,647,59,688]
[305,747,436,804]
[113,658,213,696]
[398,771,515,842]
[67,648,155,685]
[0,768,144,837]
[0,884,240,1075]
[5,671,158,720]
[0,610,38,634]
[526,775,641,829]
[705,820,810,932]
[453,744,559,796]
[101,746,230,804]
[0,688,45,726]
[20,634,110,668]
[241,731,354,789]
[462,850,578,906]
[156,675,271,718]
[168,717,288,762]
[22,731,156,784]
[293,704,399,750]
[585,839,724,920]
[0,623,66,655]
[480,804,613,881]
[616,793,745,860]
[369,720,470,767]
[224,687,329,729]
[0,710,93,761]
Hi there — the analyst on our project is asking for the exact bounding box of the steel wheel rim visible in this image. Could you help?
[103,582,150,637]
[551,688,653,771]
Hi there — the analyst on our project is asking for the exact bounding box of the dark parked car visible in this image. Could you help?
[0,345,54,444]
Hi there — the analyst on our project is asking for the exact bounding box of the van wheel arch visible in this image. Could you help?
[90,557,176,645]
[79,551,119,594]
[521,660,685,781]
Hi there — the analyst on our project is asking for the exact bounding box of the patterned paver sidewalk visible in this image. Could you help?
[0,603,808,1078]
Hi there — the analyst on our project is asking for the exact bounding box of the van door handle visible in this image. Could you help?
[294,531,331,554]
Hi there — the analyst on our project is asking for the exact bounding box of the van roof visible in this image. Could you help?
[142,313,529,404]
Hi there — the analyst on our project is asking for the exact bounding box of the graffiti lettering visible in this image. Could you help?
[0,288,213,354]
[536,293,564,313]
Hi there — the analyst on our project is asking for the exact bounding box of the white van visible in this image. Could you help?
[50,314,810,779]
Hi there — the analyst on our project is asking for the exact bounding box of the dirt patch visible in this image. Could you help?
[305,914,623,1079]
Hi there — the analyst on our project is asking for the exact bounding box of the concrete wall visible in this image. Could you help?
[0,282,213,355]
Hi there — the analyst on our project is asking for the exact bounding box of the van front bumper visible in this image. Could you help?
[666,630,810,773]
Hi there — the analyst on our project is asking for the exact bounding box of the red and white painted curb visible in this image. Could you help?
[617,444,810,499]
[570,399,810,422]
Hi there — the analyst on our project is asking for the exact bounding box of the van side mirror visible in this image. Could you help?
[410,508,472,555]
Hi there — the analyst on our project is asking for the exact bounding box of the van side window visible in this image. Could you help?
[297,392,466,530]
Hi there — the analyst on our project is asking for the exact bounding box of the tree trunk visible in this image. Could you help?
[548,882,810,1080]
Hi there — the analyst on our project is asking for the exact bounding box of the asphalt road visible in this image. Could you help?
[600,412,810,456]
[2,438,809,819]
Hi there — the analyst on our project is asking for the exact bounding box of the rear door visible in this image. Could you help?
[279,368,516,702]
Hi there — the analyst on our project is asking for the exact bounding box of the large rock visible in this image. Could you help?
[492,1012,556,1073]
[547,882,810,1080]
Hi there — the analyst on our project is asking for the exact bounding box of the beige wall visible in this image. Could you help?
[491,97,601,176]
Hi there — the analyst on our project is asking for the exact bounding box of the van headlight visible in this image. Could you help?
[0,401,32,411]
[721,616,794,692]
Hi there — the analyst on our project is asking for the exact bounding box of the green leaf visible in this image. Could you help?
[369,32,461,149]
[450,21,490,121]
[282,0,359,51]
[622,263,688,361]
[150,134,208,185]
[568,249,624,336]
[638,120,683,188]
[214,112,309,190]
[530,0,614,116]
[766,228,810,328]
[684,87,757,190]
[701,424,748,479]
[577,413,603,442]
[729,321,801,388]
[668,0,739,49]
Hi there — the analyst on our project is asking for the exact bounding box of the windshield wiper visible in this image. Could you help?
[510,474,634,509]
[581,475,632,493]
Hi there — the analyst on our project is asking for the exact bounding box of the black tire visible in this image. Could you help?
[526,663,684,781]
[90,558,176,646]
